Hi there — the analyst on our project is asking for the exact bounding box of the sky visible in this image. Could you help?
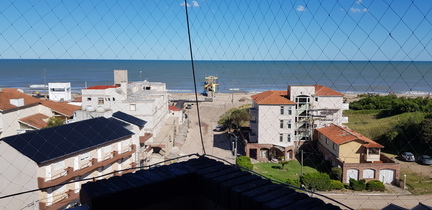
[0,0,431,61]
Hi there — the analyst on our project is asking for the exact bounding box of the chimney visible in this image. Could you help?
[10,98,24,107]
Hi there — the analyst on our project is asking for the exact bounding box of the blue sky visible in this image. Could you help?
[0,0,431,60]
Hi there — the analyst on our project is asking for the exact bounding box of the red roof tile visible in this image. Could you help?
[40,100,81,117]
[169,105,181,111]
[0,88,41,111]
[314,84,344,96]
[316,124,384,148]
[251,91,295,105]
[18,113,50,129]
[86,85,118,90]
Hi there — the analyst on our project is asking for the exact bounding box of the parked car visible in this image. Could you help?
[417,155,432,165]
[186,104,192,109]
[215,125,224,132]
[401,152,415,162]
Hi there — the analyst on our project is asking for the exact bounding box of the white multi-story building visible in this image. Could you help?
[247,85,348,161]
[0,117,137,210]
[48,82,71,102]
[75,70,173,166]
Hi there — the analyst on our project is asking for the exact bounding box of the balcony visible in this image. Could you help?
[38,144,136,189]
[39,189,79,210]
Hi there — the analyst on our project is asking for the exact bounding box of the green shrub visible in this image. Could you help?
[285,178,301,188]
[330,180,344,190]
[300,172,330,191]
[366,180,385,191]
[236,156,253,170]
[331,167,342,180]
[349,179,366,191]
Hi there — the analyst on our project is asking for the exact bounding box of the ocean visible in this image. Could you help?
[0,59,431,95]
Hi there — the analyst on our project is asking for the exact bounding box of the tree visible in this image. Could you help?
[420,118,432,145]
[46,117,65,128]
[279,160,289,171]
[218,104,251,131]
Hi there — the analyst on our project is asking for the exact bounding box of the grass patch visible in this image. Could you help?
[401,169,432,195]
[253,160,319,183]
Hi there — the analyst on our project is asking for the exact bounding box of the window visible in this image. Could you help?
[280,120,284,128]
[280,106,284,115]
[50,88,65,92]
[287,134,291,142]
[287,120,291,128]
[113,97,115,101]
[326,138,329,144]
[98,98,104,105]
[143,86,151,90]
[288,106,292,115]
[279,134,283,142]
[80,152,90,161]
[87,97,91,101]
[333,142,337,150]
[315,97,318,102]
[130,104,136,111]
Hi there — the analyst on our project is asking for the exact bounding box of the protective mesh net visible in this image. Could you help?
[0,0,432,209]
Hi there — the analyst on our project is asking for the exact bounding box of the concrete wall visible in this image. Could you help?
[0,142,39,210]
[257,105,295,148]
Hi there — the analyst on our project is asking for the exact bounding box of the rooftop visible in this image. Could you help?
[316,124,384,148]
[251,91,296,105]
[79,156,342,210]
[1,117,134,164]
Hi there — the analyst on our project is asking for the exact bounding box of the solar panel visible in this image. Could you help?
[1,117,134,164]
[112,111,147,127]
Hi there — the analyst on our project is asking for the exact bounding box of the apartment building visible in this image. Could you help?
[247,85,347,161]
[0,88,80,138]
[316,124,400,184]
[75,70,175,166]
[0,117,136,210]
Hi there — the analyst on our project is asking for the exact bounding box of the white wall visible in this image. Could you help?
[0,142,39,210]
[48,82,71,102]
[257,104,295,147]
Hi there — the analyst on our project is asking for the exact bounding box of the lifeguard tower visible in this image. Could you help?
[203,76,219,97]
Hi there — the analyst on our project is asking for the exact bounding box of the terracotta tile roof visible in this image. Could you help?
[316,124,384,148]
[314,85,344,96]
[40,100,81,117]
[168,105,181,111]
[86,85,118,90]
[251,91,296,105]
[0,88,41,111]
[18,113,50,129]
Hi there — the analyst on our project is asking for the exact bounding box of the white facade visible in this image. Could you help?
[0,142,39,210]
[0,124,136,209]
[48,83,71,102]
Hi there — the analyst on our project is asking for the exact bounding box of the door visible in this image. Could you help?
[379,169,395,184]
[346,169,359,182]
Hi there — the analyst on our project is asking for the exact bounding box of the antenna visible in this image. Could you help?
[44,68,47,99]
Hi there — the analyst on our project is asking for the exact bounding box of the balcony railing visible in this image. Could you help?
[39,189,79,210]
[38,144,136,189]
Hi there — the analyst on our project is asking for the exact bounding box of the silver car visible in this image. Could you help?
[401,152,415,162]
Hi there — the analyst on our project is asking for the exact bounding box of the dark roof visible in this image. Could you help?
[80,156,343,210]
[107,117,131,127]
[1,117,134,164]
[112,111,146,127]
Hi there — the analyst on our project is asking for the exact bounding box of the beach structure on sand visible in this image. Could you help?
[203,75,219,97]
[0,88,80,138]
[75,70,185,167]
[48,82,72,102]
[246,84,348,161]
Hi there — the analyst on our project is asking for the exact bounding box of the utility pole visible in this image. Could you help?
[301,150,304,176]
